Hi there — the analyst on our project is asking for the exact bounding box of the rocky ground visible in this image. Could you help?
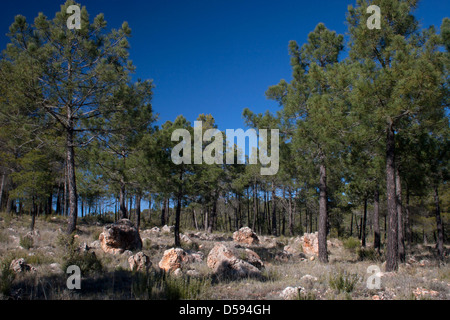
[0,213,449,300]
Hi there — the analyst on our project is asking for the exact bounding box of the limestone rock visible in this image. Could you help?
[128,251,152,272]
[158,248,188,272]
[300,232,319,256]
[244,248,264,270]
[99,219,142,254]
[10,258,36,274]
[280,286,305,300]
[232,227,259,245]
[161,225,175,234]
[207,243,261,278]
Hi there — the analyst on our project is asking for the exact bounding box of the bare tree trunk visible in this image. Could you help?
[385,122,398,272]
[350,211,354,237]
[318,155,329,263]
[396,167,405,263]
[405,186,412,247]
[193,208,199,230]
[434,185,444,260]
[161,199,166,226]
[252,181,257,231]
[30,196,36,231]
[362,198,368,247]
[271,182,277,236]
[66,126,78,234]
[119,182,128,220]
[0,173,5,210]
[373,188,381,252]
[136,194,141,231]
[288,190,294,236]
[174,194,181,247]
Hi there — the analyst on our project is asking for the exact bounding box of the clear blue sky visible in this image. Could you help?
[1,0,449,132]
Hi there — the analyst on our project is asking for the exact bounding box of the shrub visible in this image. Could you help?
[131,269,209,300]
[328,270,360,294]
[343,237,361,252]
[356,247,382,261]
[57,233,102,275]
[20,235,34,249]
[0,259,15,296]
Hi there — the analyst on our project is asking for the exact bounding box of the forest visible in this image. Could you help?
[0,0,448,277]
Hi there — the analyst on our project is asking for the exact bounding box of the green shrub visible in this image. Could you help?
[131,270,209,300]
[20,235,34,249]
[343,237,361,252]
[297,291,316,300]
[0,259,15,296]
[57,233,102,275]
[357,247,382,261]
[329,270,360,294]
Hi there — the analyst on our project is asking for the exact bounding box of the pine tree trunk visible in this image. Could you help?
[66,126,78,234]
[136,194,141,231]
[174,193,181,247]
[30,196,36,231]
[0,173,5,211]
[434,185,444,260]
[252,182,257,231]
[396,167,405,263]
[373,188,381,252]
[271,182,277,236]
[288,190,294,236]
[350,211,353,237]
[362,198,367,247]
[385,122,398,272]
[119,182,128,219]
[318,155,328,263]
[405,186,412,246]
[161,199,166,226]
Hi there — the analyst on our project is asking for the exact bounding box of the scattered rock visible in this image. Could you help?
[244,248,264,270]
[275,251,292,262]
[180,233,193,245]
[301,232,319,256]
[99,219,142,254]
[49,263,63,274]
[280,286,305,300]
[158,248,188,272]
[10,258,36,274]
[419,259,431,267]
[207,243,261,278]
[161,225,175,234]
[232,227,259,245]
[128,252,152,272]
[413,287,439,299]
[301,274,318,282]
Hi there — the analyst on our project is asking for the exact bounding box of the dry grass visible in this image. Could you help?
[0,211,449,300]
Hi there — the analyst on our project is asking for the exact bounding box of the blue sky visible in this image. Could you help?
[1,0,449,132]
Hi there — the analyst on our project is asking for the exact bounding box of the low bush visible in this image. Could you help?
[328,269,360,294]
[57,233,102,275]
[343,237,361,252]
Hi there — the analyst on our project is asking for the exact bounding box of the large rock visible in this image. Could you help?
[99,219,142,254]
[232,227,259,245]
[280,286,305,300]
[158,248,188,272]
[10,258,36,274]
[207,244,261,278]
[128,252,152,272]
[300,232,319,256]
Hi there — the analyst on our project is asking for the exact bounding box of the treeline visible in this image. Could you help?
[0,1,448,271]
